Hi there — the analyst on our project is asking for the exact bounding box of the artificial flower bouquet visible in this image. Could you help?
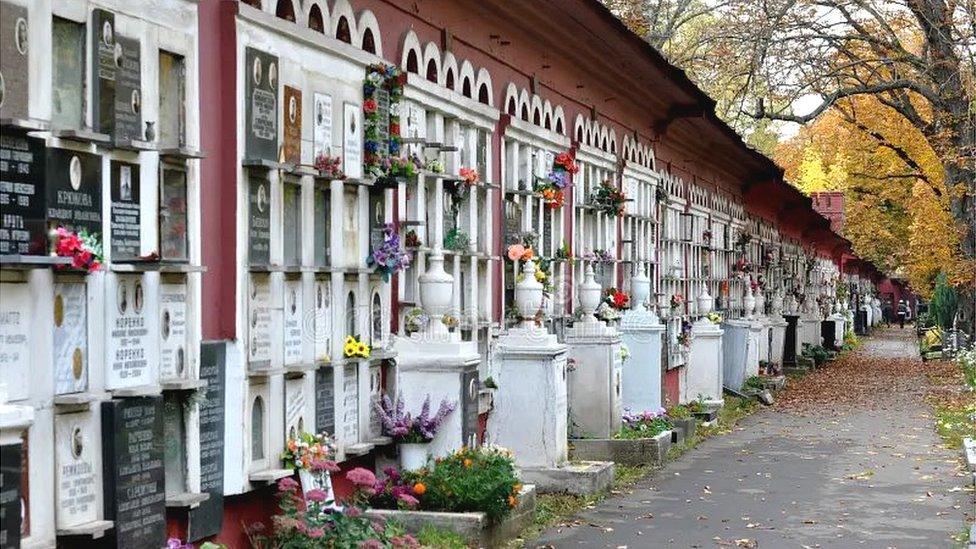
[312,152,345,180]
[374,393,457,444]
[54,227,103,273]
[367,224,411,281]
[706,312,723,324]
[281,431,338,472]
[459,167,480,186]
[589,179,627,216]
[343,335,371,359]
[533,150,576,209]
[617,408,672,439]
[604,288,630,310]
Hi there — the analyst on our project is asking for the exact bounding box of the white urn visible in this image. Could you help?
[743,286,756,319]
[514,260,544,328]
[754,289,766,318]
[419,252,454,335]
[696,282,713,316]
[771,290,784,318]
[578,264,603,323]
[631,265,651,310]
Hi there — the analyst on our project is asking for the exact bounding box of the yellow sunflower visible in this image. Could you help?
[357,343,370,358]
[343,340,358,357]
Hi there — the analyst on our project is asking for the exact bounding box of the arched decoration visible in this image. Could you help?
[518,88,530,122]
[586,120,597,147]
[474,67,494,106]
[422,42,441,84]
[357,10,383,56]
[543,100,553,130]
[459,60,475,99]
[307,2,327,33]
[530,96,543,126]
[250,396,265,460]
[622,134,633,161]
[346,291,356,338]
[275,0,297,22]
[400,30,423,74]
[608,129,617,154]
[553,106,566,135]
[331,0,357,44]
[442,52,458,91]
[503,83,519,116]
[600,126,609,151]
[574,113,586,142]
[242,0,262,8]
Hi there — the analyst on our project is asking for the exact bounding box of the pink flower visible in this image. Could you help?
[392,535,420,548]
[396,493,419,507]
[359,540,383,549]
[305,488,328,502]
[345,467,377,488]
[345,506,363,518]
[307,528,325,539]
[507,244,525,261]
[311,459,340,473]
[278,477,300,492]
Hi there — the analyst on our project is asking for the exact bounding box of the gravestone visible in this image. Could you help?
[314,366,335,435]
[91,9,116,137]
[0,442,22,548]
[186,342,226,541]
[341,188,359,263]
[106,275,152,389]
[54,281,88,394]
[244,48,278,161]
[313,279,332,361]
[313,188,331,266]
[0,283,30,402]
[247,172,270,265]
[0,130,45,255]
[0,1,29,120]
[284,378,306,439]
[342,364,359,443]
[46,148,102,236]
[247,275,272,368]
[113,36,142,145]
[101,397,166,549]
[342,102,362,178]
[54,411,99,529]
[158,280,188,380]
[51,17,86,129]
[283,279,302,365]
[374,88,390,160]
[158,51,185,148]
[110,161,140,260]
[159,164,188,260]
[282,86,301,165]
[368,187,385,254]
[312,92,333,161]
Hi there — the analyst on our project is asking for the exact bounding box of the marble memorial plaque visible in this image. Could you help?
[368,187,385,254]
[113,36,142,144]
[91,9,116,136]
[283,278,303,365]
[404,103,426,140]
[51,17,85,129]
[186,342,226,541]
[314,366,334,435]
[0,284,30,402]
[461,370,479,447]
[159,281,188,380]
[110,161,140,260]
[0,131,46,255]
[160,164,188,261]
[503,199,522,246]
[342,102,362,179]
[341,187,358,263]
[313,280,331,361]
[158,51,186,148]
[54,411,99,528]
[367,363,382,439]
[53,282,88,394]
[247,172,270,265]
[106,275,152,389]
[46,148,103,236]
[0,443,22,548]
[101,397,166,549]
[375,89,390,160]
[284,378,307,439]
[313,187,330,266]
[282,86,301,165]
[248,275,272,367]
[244,48,278,161]
[312,93,332,160]
[0,2,29,120]
[282,182,300,265]
[342,363,359,443]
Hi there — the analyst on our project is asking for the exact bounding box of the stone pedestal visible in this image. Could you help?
[744,320,763,380]
[721,320,751,391]
[767,316,788,367]
[799,316,821,350]
[681,320,724,404]
[619,309,664,412]
[754,317,771,366]
[830,315,845,348]
[394,334,481,456]
[566,321,622,440]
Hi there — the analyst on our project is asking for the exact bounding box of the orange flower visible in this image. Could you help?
[413,482,427,496]
[507,244,526,261]
[463,458,473,468]
[513,483,523,493]
[508,495,518,507]
[521,248,534,261]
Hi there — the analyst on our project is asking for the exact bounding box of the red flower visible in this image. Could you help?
[363,99,377,114]
[612,291,629,309]
[390,122,400,135]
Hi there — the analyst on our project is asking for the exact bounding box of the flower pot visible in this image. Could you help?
[399,442,431,471]
[419,253,453,335]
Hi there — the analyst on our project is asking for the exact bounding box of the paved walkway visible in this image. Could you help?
[536,328,973,548]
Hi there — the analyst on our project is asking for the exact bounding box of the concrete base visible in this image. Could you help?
[365,484,536,547]
[520,461,615,496]
[682,321,724,404]
[670,417,697,444]
[569,430,672,466]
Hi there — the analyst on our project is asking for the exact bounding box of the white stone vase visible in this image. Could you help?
[631,265,651,310]
[419,253,454,335]
[399,442,431,471]
[696,282,713,316]
[578,264,603,322]
[514,260,545,327]
[743,286,756,319]
[754,290,766,317]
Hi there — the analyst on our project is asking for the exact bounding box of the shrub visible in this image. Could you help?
[743,376,766,391]
[665,404,691,420]
[956,349,976,389]
[617,409,672,440]
[802,343,829,366]
[930,272,958,330]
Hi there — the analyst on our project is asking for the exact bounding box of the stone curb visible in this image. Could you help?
[569,430,672,466]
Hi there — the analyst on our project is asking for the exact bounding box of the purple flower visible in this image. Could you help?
[346,467,377,488]
[396,492,419,507]
[277,476,300,492]
[306,488,328,503]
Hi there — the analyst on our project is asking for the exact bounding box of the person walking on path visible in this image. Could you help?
[897,299,908,329]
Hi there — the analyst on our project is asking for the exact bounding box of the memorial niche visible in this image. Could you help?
[0,1,29,120]
[158,51,186,148]
[0,131,45,255]
[162,393,187,498]
[313,185,330,267]
[52,17,85,130]
[46,148,103,238]
[282,179,301,266]
[342,363,359,443]
[107,275,152,389]
[283,278,303,366]
[313,279,332,362]
[0,283,31,402]
[91,9,116,137]
[282,86,301,165]
[187,342,226,541]
[54,281,88,394]
[0,441,23,547]
[312,92,332,160]
[54,411,99,529]
[113,36,143,146]
[284,378,307,440]
[110,161,141,260]
[160,163,189,261]
[247,172,271,266]
[244,48,278,162]
[101,397,166,549]
[159,279,188,380]
[314,366,335,436]
[247,275,272,368]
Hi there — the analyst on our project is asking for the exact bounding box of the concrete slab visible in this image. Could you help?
[569,430,672,466]
[521,461,615,496]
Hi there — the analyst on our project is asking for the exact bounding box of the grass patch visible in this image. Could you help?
[933,400,976,450]
[416,524,468,549]
[613,464,654,488]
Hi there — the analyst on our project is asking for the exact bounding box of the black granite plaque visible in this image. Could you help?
[110,161,140,259]
[368,186,384,253]
[244,48,278,162]
[0,131,46,255]
[46,148,102,236]
[187,342,226,541]
[315,366,335,435]
[114,36,142,145]
[248,172,270,265]
[0,2,29,121]
[91,9,116,137]
[460,369,479,447]
[0,443,22,549]
[101,397,166,549]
